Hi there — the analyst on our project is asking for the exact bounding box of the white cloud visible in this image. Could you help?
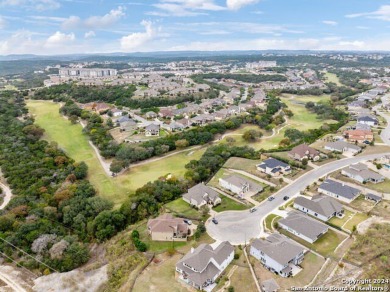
[346,5,390,21]
[120,20,159,52]
[0,0,60,11]
[45,31,75,47]
[0,16,6,29]
[61,16,81,30]
[149,0,225,16]
[85,6,125,28]
[84,30,95,38]
[226,0,259,10]
[322,20,338,26]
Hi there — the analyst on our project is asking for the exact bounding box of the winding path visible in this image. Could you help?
[0,181,12,210]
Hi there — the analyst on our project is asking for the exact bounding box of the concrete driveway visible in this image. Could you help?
[206,152,390,245]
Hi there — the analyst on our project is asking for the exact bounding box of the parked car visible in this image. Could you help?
[212,217,218,224]
[250,207,257,213]
[183,219,192,225]
[268,196,275,201]
[283,196,290,201]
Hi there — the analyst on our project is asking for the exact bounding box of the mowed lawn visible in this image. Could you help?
[27,100,205,207]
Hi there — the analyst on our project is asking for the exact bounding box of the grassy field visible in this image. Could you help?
[213,195,249,212]
[279,228,347,257]
[328,210,354,228]
[164,198,202,220]
[344,212,369,232]
[323,71,342,86]
[27,100,205,207]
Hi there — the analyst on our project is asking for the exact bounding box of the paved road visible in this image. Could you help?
[0,181,12,210]
[206,151,390,245]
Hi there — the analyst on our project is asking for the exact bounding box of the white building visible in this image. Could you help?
[294,195,343,222]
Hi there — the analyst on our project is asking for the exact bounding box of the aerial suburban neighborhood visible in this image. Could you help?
[1,1,390,290]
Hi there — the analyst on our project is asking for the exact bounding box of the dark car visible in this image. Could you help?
[268,196,275,201]
[183,219,192,225]
[283,196,290,201]
[250,207,257,213]
[212,217,218,224]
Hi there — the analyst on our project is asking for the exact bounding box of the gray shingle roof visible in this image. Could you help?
[325,141,361,152]
[294,195,343,218]
[258,158,289,169]
[279,211,329,242]
[251,234,305,266]
[318,179,360,200]
[222,175,263,192]
[183,183,220,205]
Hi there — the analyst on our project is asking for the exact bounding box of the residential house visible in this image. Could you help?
[250,234,305,278]
[144,123,160,136]
[111,108,124,117]
[341,163,385,184]
[183,183,221,208]
[219,175,263,196]
[116,116,137,131]
[147,214,189,242]
[365,193,382,204]
[288,144,320,161]
[357,115,378,126]
[159,108,174,119]
[318,179,361,203]
[354,123,372,131]
[343,129,373,143]
[145,111,157,119]
[324,141,361,155]
[165,121,185,132]
[294,195,343,222]
[278,211,329,243]
[256,158,291,176]
[176,241,234,290]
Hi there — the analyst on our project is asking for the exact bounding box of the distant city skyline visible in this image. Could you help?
[1,0,390,55]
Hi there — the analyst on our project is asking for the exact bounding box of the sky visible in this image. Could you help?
[1,0,390,55]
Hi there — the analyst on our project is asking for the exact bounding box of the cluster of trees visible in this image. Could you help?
[131,230,147,252]
[305,102,348,122]
[33,83,220,109]
[60,100,119,158]
[191,75,230,92]
[328,70,370,89]
[0,91,123,272]
[110,117,243,173]
[193,73,287,83]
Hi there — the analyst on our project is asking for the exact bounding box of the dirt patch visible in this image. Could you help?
[357,216,390,234]
[33,265,108,292]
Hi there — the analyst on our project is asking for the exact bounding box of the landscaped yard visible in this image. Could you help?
[343,212,369,232]
[27,100,205,207]
[264,214,281,231]
[328,210,354,228]
[164,198,202,220]
[252,251,325,291]
[278,228,348,257]
[213,195,250,212]
[223,157,262,173]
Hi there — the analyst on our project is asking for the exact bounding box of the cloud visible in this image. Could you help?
[148,0,225,16]
[322,20,338,26]
[45,31,75,47]
[346,5,390,21]
[0,0,60,11]
[226,0,259,10]
[61,16,81,30]
[120,20,159,52]
[85,6,125,28]
[84,31,95,38]
[0,16,6,29]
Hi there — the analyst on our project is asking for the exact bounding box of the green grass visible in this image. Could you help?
[279,228,347,257]
[323,72,342,86]
[164,198,202,220]
[328,210,354,228]
[264,214,281,231]
[363,178,390,193]
[213,195,250,212]
[27,100,206,207]
[344,212,369,232]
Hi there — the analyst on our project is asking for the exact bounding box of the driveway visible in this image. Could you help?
[206,151,390,245]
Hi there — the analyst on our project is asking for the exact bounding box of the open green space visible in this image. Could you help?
[213,195,250,212]
[323,71,342,86]
[164,198,202,220]
[27,100,205,207]
[344,212,369,232]
[279,227,347,257]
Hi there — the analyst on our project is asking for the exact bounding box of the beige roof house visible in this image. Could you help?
[288,144,320,161]
[147,214,189,241]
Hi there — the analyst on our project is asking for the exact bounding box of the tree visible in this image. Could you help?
[242,129,262,142]
[301,158,308,166]
[175,139,189,149]
[106,118,114,128]
[73,162,88,179]
[110,160,123,174]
